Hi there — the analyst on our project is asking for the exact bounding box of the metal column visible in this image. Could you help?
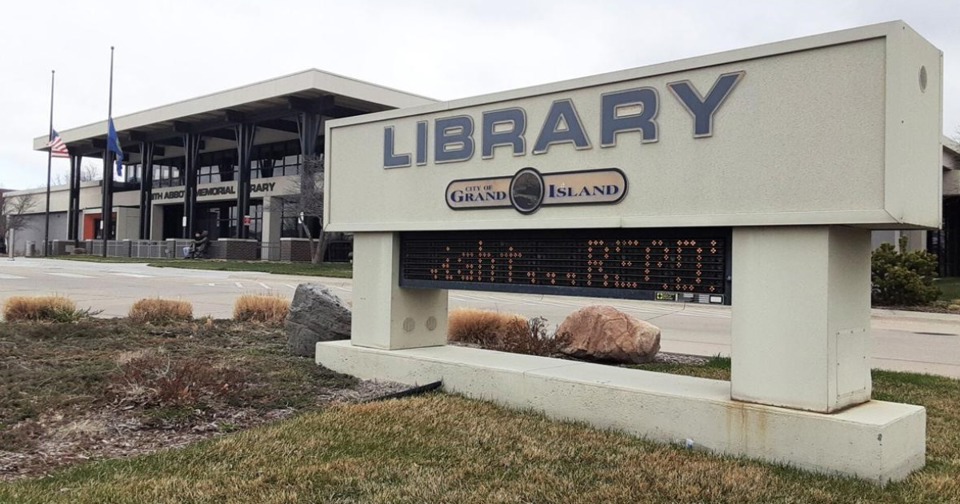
[296,111,322,159]
[235,123,256,238]
[101,149,114,251]
[182,133,201,239]
[138,142,155,239]
[67,151,82,243]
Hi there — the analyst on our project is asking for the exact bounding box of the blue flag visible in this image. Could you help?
[107,118,124,177]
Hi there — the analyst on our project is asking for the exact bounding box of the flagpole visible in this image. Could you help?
[43,70,55,257]
[101,47,114,258]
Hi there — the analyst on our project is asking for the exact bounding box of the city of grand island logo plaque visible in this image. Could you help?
[509,168,545,214]
[446,167,627,214]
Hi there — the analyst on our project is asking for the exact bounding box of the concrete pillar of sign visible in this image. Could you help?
[731,226,872,413]
[350,232,448,350]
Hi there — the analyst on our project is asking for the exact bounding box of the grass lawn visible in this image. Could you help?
[1,352,958,503]
[52,255,353,278]
[0,319,359,480]
[935,277,960,302]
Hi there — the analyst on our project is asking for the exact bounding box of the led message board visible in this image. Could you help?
[400,228,731,304]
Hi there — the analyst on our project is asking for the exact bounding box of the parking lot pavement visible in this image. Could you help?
[2,258,958,378]
[0,258,353,319]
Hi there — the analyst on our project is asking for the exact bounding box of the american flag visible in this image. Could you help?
[47,128,69,158]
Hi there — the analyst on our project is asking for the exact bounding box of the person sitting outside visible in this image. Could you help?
[184,232,200,259]
[192,230,210,259]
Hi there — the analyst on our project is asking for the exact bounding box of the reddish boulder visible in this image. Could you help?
[557,305,660,363]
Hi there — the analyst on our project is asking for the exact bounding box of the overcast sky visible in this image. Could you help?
[0,0,957,190]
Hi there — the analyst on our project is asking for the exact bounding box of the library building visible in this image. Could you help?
[9,69,435,261]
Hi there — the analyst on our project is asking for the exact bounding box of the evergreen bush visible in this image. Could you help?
[871,236,940,306]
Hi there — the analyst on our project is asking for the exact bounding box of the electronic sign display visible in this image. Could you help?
[401,228,731,304]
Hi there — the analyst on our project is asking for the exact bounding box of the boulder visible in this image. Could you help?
[285,284,352,357]
[557,305,660,364]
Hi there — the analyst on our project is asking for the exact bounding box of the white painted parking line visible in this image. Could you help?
[284,283,297,289]
[258,282,271,289]
[235,282,244,288]
[0,273,27,279]
[47,272,95,279]
[111,273,154,278]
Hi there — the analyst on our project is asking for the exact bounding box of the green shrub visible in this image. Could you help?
[871,237,940,306]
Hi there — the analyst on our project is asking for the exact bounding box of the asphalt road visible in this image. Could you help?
[2,258,958,378]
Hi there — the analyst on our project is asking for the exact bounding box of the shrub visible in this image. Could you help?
[109,352,246,409]
[448,308,566,357]
[129,298,193,325]
[233,294,290,324]
[871,237,941,306]
[2,295,99,322]
[448,308,527,345]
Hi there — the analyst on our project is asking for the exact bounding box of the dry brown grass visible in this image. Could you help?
[448,308,566,356]
[108,351,247,409]
[233,294,290,325]
[4,388,959,503]
[128,298,193,325]
[3,295,77,322]
[448,308,529,345]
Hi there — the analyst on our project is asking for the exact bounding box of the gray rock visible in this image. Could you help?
[285,284,352,357]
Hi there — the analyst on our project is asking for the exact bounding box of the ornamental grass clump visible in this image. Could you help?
[2,295,97,322]
[129,298,193,325]
[233,294,290,325]
[448,308,565,357]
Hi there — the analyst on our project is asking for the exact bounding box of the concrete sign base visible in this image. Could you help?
[315,341,926,484]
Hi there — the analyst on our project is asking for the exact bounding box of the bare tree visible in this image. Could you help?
[297,153,329,264]
[2,192,38,256]
[51,162,102,186]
